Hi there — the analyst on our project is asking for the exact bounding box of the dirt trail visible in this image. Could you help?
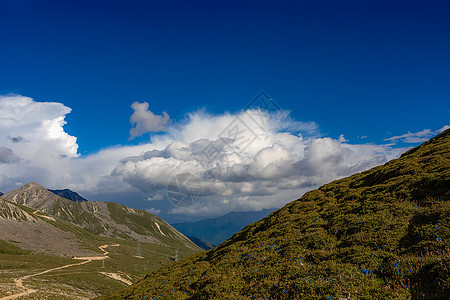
[72,243,119,261]
[32,209,55,221]
[99,272,133,285]
[99,244,120,255]
[0,244,120,300]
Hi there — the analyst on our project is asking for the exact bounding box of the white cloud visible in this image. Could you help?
[338,134,348,142]
[1,94,431,219]
[0,95,79,191]
[0,95,78,159]
[385,125,449,144]
[113,109,405,218]
[146,194,164,201]
[437,125,450,133]
[147,207,161,215]
[129,101,170,139]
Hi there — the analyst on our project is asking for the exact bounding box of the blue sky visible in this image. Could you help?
[0,0,449,222]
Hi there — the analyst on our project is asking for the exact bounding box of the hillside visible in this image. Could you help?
[0,183,201,299]
[99,128,450,299]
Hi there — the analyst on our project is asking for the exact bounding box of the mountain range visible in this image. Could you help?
[1,182,197,245]
[0,182,201,298]
[99,129,450,299]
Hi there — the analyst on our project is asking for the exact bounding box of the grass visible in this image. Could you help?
[0,240,31,255]
[0,236,199,299]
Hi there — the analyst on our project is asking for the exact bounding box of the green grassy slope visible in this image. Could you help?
[99,129,450,300]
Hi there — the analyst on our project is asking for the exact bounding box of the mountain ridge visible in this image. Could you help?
[48,188,88,202]
[186,236,216,250]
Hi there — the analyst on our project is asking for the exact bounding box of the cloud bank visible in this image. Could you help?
[113,109,403,216]
[1,94,444,219]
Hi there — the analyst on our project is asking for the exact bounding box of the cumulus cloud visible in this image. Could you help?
[2,94,437,219]
[0,95,78,159]
[129,102,170,139]
[0,95,79,191]
[113,109,405,217]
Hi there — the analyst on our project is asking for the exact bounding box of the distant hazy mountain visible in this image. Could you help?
[48,188,87,202]
[171,209,274,245]
[186,236,216,250]
[0,192,3,196]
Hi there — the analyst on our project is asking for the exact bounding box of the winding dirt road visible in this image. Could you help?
[0,244,120,300]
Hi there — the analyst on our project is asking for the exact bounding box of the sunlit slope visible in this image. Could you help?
[100,129,450,299]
